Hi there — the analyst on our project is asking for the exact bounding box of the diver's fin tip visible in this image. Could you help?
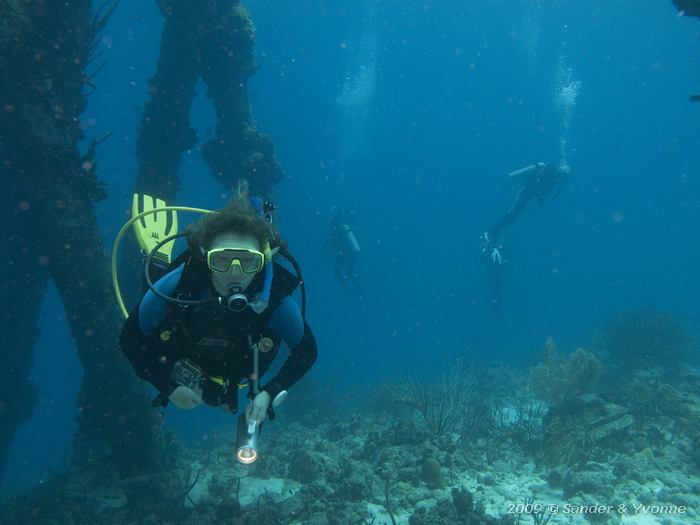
[131,192,177,264]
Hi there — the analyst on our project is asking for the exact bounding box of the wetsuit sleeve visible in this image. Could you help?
[262,296,317,399]
[138,265,184,334]
[119,310,177,395]
[119,266,185,395]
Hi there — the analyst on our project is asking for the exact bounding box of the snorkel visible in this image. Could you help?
[249,196,273,313]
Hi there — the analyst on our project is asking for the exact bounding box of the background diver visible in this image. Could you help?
[323,208,364,297]
[481,161,569,263]
[479,162,569,317]
[118,181,317,463]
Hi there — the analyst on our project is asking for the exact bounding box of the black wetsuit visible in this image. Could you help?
[120,260,317,409]
[489,164,565,240]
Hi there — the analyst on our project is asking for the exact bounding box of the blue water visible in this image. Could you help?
[3,0,699,492]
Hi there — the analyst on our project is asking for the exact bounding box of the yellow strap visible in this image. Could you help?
[207,376,248,390]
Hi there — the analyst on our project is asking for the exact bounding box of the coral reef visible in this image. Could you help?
[600,310,693,370]
[420,457,444,490]
[540,397,634,468]
[384,359,480,436]
[530,337,602,408]
[3,357,699,524]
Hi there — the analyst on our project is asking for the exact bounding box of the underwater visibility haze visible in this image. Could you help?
[0,0,699,524]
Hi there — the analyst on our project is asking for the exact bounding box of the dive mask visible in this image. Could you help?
[206,247,265,275]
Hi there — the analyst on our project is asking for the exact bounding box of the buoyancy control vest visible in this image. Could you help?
[153,256,301,379]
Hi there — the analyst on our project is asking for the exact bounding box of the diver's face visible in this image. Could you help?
[209,232,261,296]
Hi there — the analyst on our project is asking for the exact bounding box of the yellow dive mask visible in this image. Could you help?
[206,247,266,275]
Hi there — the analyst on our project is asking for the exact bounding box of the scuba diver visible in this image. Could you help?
[485,162,569,243]
[116,180,316,463]
[479,162,569,317]
[323,208,363,296]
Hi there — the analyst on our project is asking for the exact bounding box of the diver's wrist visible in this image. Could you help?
[262,381,284,400]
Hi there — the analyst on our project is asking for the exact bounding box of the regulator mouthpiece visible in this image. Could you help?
[227,286,248,312]
[236,415,260,464]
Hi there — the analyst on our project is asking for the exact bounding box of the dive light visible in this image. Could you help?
[236,414,260,464]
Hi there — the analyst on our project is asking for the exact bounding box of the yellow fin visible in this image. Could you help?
[131,193,178,266]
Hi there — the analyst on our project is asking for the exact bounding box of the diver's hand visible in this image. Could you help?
[246,391,271,425]
[169,385,203,410]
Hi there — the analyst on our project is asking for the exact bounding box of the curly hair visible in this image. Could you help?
[186,180,275,253]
